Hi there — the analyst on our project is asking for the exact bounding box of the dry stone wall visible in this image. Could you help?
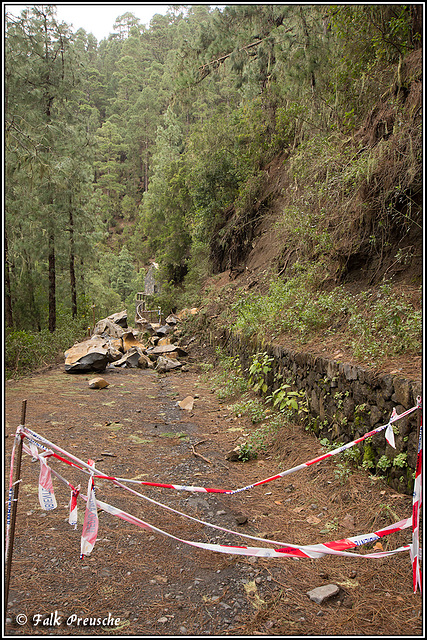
[213,328,421,495]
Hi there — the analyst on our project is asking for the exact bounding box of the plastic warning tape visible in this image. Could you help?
[410,415,423,593]
[19,400,420,496]
[21,438,412,560]
[94,401,421,494]
[89,494,411,560]
[15,401,422,571]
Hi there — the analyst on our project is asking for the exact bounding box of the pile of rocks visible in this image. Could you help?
[64,309,195,374]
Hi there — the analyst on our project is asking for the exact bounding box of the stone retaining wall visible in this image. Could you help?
[212,328,422,495]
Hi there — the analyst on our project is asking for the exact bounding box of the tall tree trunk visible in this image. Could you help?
[48,227,56,332]
[4,229,14,327]
[69,201,77,318]
[410,5,423,49]
[23,247,41,332]
[144,140,149,192]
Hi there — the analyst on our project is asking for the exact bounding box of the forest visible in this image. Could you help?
[4,4,423,376]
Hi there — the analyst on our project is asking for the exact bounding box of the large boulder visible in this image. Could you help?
[138,353,155,369]
[156,324,173,337]
[111,346,145,368]
[65,337,111,373]
[147,344,188,358]
[135,320,155,336]
[155,356,183,373]
[108,310,128,328]
[122,331,144,352]
[65,336,123,373]
[93,318,124,338]
[176,308,199,320]
[165,313,180,326]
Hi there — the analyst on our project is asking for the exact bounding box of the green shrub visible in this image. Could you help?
[231,270,421,366]
[5,318,88,379]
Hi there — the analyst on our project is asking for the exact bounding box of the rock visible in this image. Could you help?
[178,396,194,411]
[107,310,128,328]
[148,344,188,358]
[177,307,199,320]
[235,514,248,525]
[226,447,241,462]
[88,377,109,389]
[392,378,412,408]
[369,405,383,426]
[138,353,154,369]
[122,331,143,352]
[155,356,183,373]
[105,342,123,362]
[157,336,172,346]
[135,320,155,336]
[109,337,124,353]
[342,513,355,530]
[65,337,111,373]
[93,318,124,338]
[165,313,180,325]
[156,325,172,337]
[112,346,144,368]
[306,584,340,604]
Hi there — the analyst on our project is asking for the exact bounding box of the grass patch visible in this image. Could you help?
[229,271,421,365]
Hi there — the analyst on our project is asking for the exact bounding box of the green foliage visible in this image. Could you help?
[237,442,258,462]
[6,3,421,367]
[392,452,408,468]
[267,385,304,414]
[320,438,361,483]
[204,347,248,401]
[377,455,392,472]
[231,271,421,365]
[362,443,376,471]
[5,316,88,379]
[248,413,285,454]
[110,246,137,302]
[230,396,267,424]
[248,352,273,394]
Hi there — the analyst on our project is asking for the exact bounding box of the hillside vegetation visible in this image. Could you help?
[5,5,422,378]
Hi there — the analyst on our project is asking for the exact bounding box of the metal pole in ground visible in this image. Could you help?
[5,400,27,614]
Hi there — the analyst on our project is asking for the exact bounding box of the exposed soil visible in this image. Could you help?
[4,338,423,637]
[203,265,422,383]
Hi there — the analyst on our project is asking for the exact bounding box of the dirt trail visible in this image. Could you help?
[4,353,422,637]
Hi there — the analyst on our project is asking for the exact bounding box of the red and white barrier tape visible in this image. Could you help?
[19,400,421,496]
[90,495,412,560]
[20,434,414,561]
[38,453,58,511]
[410,415,422,593]
[8,399,422,590]
[80,460,98,558]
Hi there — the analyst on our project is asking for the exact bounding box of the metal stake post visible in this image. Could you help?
[5,400,27,613]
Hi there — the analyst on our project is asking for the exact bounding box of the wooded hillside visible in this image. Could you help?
[5,4,423,375]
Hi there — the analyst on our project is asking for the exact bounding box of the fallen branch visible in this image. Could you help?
[191,440,211,464]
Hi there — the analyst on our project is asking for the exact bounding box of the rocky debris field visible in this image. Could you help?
[4,327,423,637]
[64,308,197,375]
